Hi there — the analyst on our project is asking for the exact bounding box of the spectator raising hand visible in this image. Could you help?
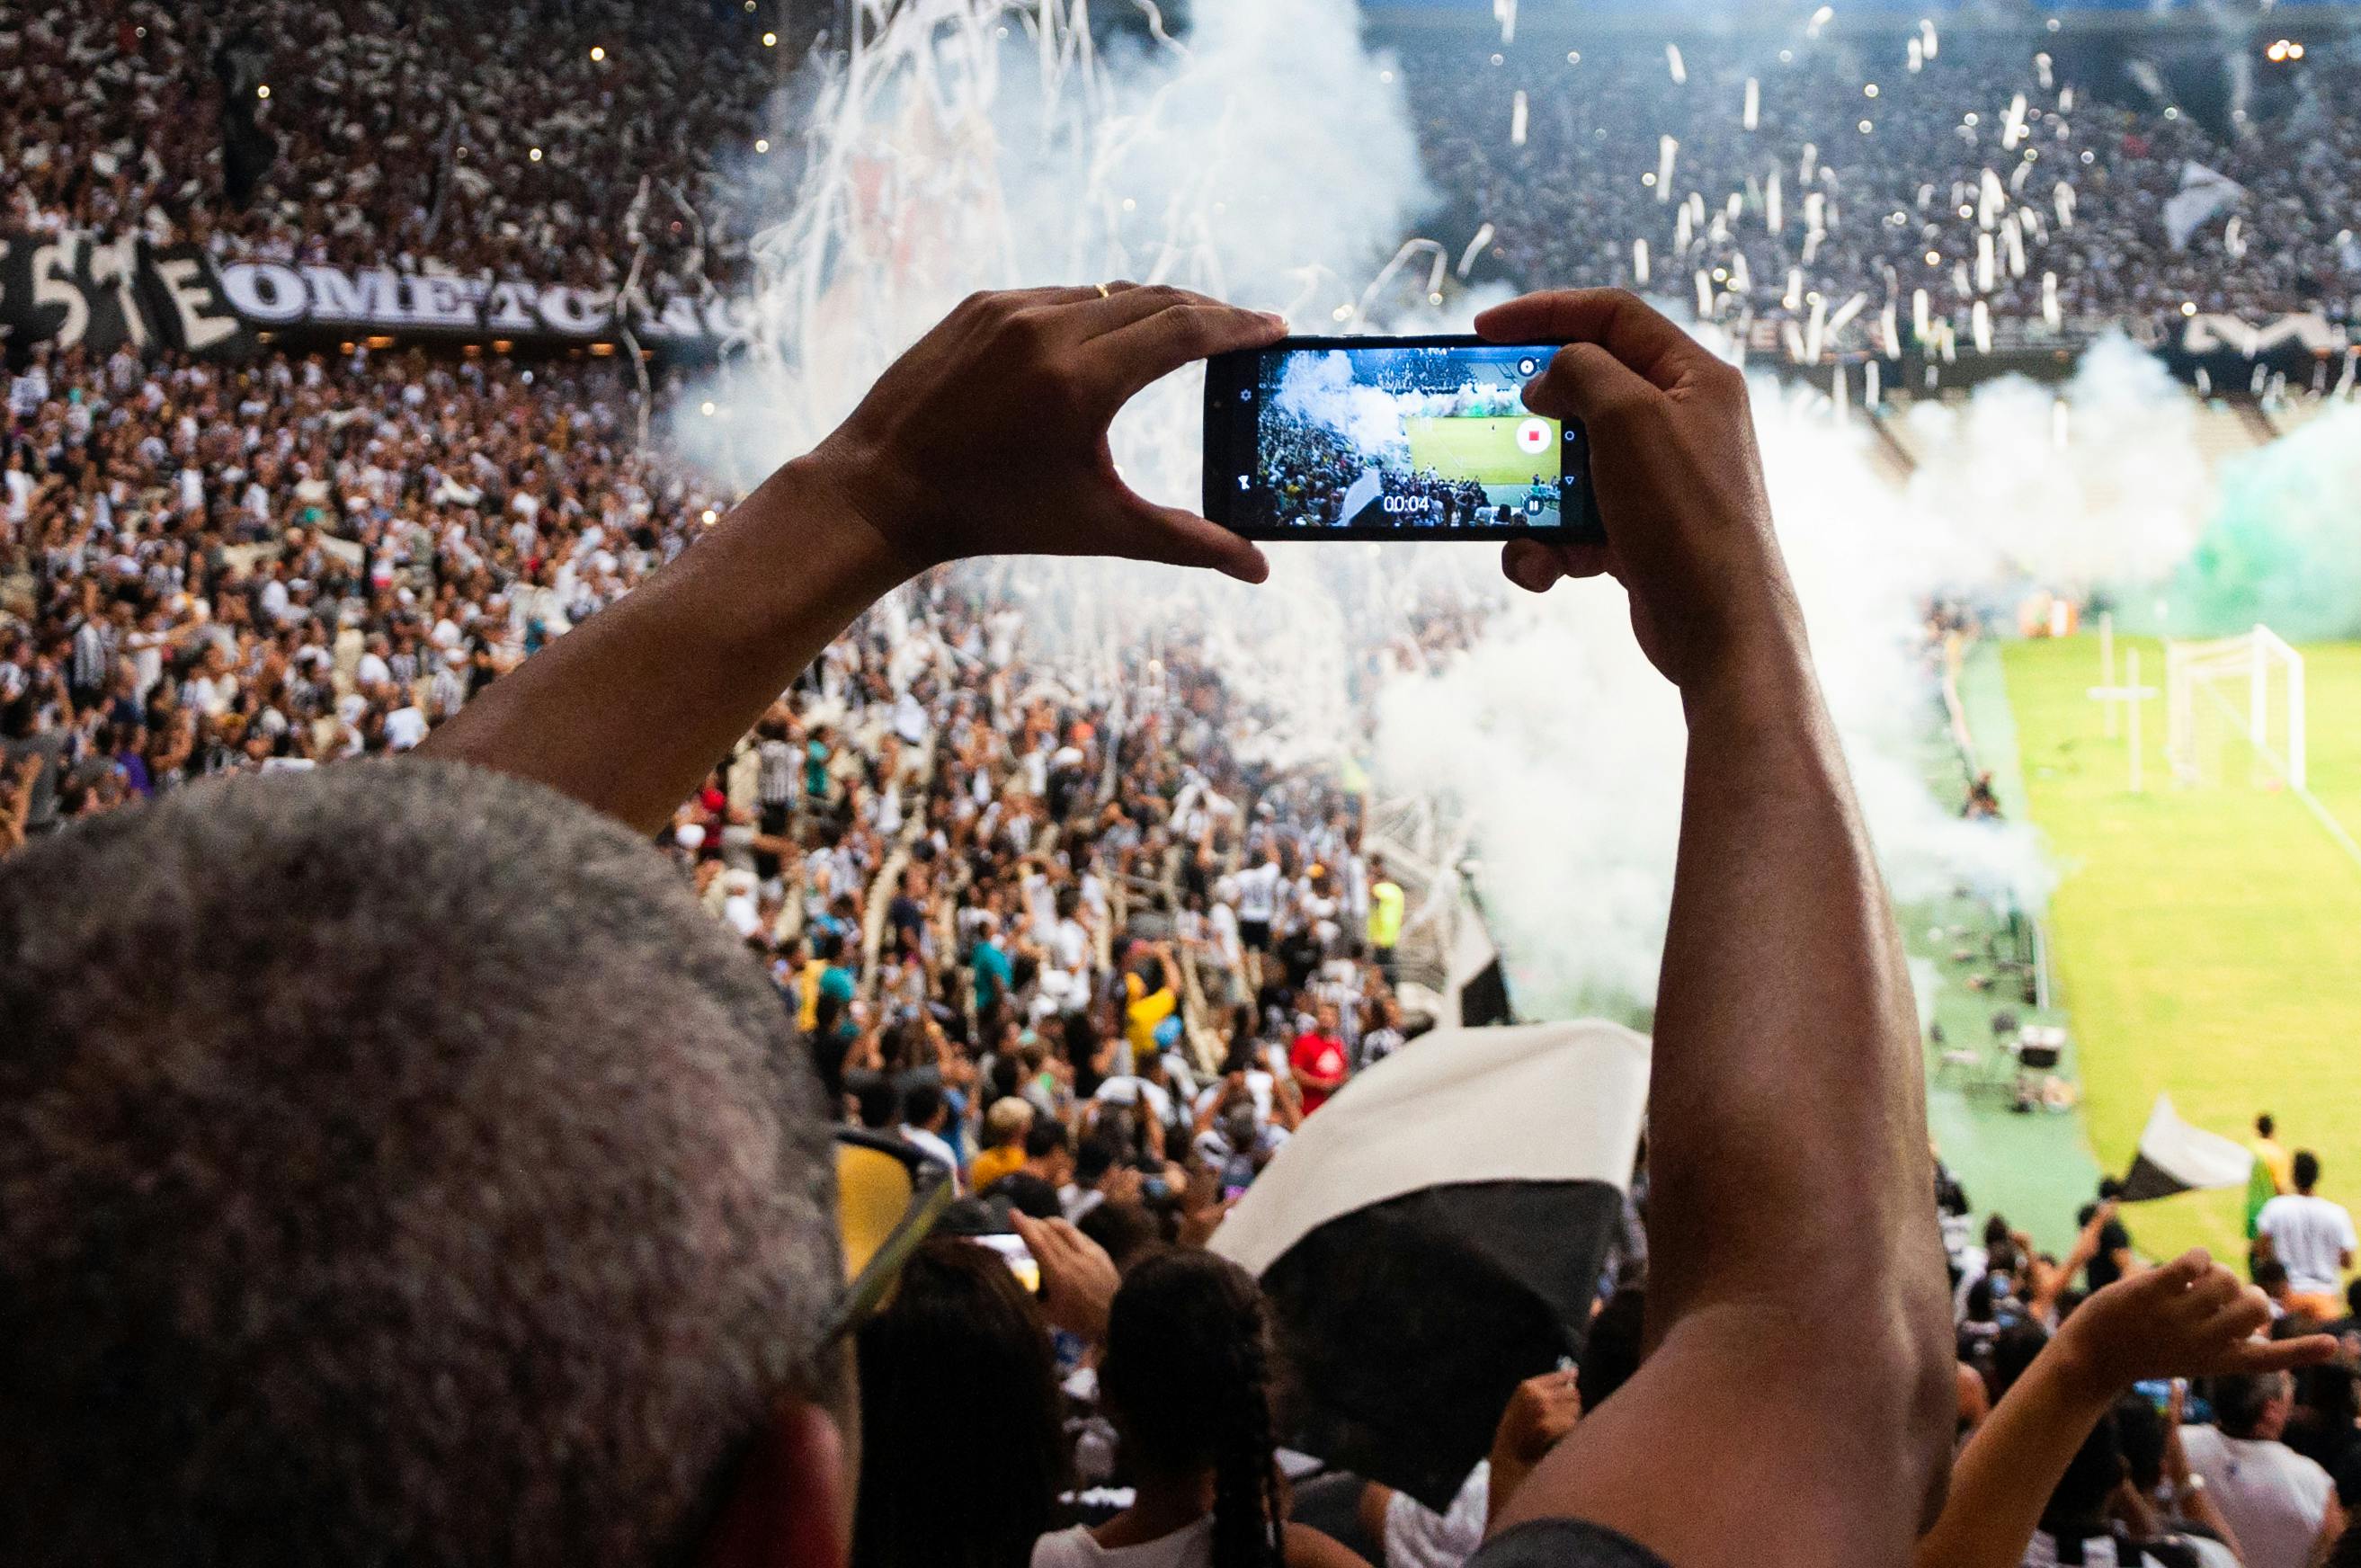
[1011,1211,1119,1348]
[1914,1250,2340,1568]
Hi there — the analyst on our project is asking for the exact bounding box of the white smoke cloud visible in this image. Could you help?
[679,0,2241,1024]
[1899,334,2214,590]
[1272,352,1411,459]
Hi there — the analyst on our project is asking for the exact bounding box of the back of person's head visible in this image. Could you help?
[2113,1394,2169,1493]
[984,1094,1034,1149]
[986,1172,1063,1221]
[2040,1409,2127,1534]
[2211,1370,2293,1439]
[0,761,841,1567]
[858,1079,902,1131]
[1100,1251,1286,1568]
[2255,1259,2291,1296]
[2258,1113,2276,1138]
[1024,1118,1071,1163]
[1991,1323,2052,1400]
[2294,1150,2321,1191]
[853,1238,1065,1568]
[817,927,846,962]
[903,1081,944,1130]
[1077,1200,1164,1274]
[1075,1134,1120,1188]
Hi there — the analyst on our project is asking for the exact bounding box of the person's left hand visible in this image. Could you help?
[1492,1368,1584,1471]
[2054,1249,2339,1396]
[803,285,1284,584]
[1011,1212,1119,1345]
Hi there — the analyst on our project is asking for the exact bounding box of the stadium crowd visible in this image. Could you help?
[8,0,2361,332]
[1415,32,2361,338]
[6,4,2361,1568]
[0,0,779,290]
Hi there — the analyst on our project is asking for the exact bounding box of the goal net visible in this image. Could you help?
[2166,627,2308,793]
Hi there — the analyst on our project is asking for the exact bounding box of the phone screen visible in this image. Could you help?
[973,1232,1041,1295]
[1202,336,1603,543]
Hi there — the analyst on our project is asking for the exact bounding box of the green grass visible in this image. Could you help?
[1404,415,1559,486]
[2003,634,2361,1269]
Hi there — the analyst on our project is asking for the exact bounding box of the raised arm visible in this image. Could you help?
[423,286,1282,833]
[1478,290,1954,1566]
[1916,1251,2333,1568]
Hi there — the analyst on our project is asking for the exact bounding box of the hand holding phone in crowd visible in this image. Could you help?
[1478,290,1801,694]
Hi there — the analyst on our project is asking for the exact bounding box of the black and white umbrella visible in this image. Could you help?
[1210,1020,1650,1510]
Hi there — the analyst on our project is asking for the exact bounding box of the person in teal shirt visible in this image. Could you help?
[972,923,1013,1017]
[803,724,833,805]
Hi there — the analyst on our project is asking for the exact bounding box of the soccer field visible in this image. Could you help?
[1404,415,1560,486]
[2002,634,2361,1266]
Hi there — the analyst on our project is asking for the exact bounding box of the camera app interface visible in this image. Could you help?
[1241,344,1577,532]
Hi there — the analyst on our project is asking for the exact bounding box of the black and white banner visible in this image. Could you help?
[0,233,254,358]
[1212,1020,1649,1510]
[2,231,744,360]
[214,260,747,349]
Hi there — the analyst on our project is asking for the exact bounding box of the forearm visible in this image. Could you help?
[1912,1334,2115,1568]
[422,459,910,833]
[1646,640,1942,1326]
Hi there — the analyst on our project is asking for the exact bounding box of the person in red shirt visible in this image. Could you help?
[1289,1002,1350,1115]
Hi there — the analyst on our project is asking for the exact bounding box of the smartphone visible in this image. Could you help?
[1202,336,1603,543]
[974,1231,1040,1295]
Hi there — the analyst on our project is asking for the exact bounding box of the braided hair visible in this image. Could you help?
[1100,1252,1287,1568]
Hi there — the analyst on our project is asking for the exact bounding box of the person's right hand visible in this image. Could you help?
[804,285,1284,584]
[1474,290,1804,692]
[2053,1248,2339,1397]
[1011,1212,1119,1346]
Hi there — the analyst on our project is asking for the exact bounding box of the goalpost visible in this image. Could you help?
[2166,626,2308,793]
[2163,625,2361,869]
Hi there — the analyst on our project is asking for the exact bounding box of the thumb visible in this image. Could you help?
[1526,342,1658,431]
[1127,498,1271,584]
[2226,1333,2342,1375]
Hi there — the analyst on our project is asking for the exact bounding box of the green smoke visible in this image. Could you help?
[2134,404,2361,642]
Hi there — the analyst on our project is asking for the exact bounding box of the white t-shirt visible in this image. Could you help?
[2255,1194,2357,1295]
[383,705,429,752]
[1053,917,1092,976]
[1032,1518,1213,1568]
[1385,1462,1490,1568]
[2178,1426,2334,1568]
[1234,861,1281,923]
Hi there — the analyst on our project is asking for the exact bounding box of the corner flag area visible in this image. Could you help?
[2000,634,2361,1263]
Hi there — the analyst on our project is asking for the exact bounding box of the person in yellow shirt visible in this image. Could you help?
[2253,1113,2296,1195]
[1367,856,1405,984]
[967,1095,1035,1193]
[1124,942,1180,1067]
